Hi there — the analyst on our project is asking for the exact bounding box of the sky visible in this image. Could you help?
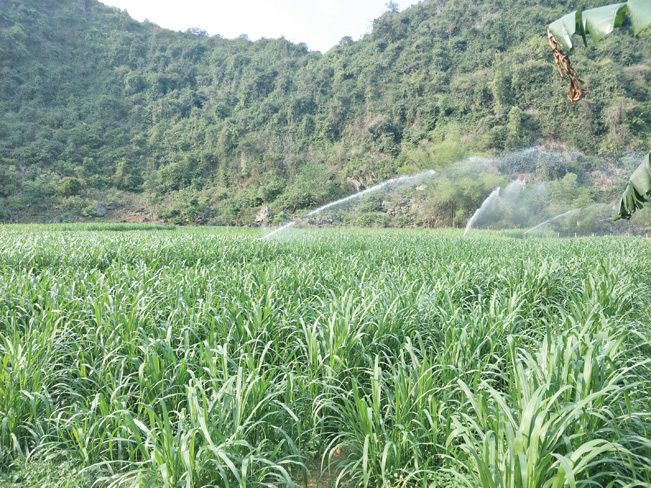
[100,0,419,53]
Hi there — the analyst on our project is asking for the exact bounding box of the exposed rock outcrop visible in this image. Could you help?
[255,206,270,226]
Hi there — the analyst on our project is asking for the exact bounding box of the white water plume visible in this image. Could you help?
[261,169,436,240]
[503,179,525,196]
[463,147,538,171]
[524,208,582,234]
[260,220,297,240]
[463,187,501,237]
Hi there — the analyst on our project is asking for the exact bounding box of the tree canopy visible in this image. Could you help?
[1,0,651,228]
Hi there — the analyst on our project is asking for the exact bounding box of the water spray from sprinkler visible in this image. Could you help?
[524,208,582,234]
[261,170,436,240]
[463,187,501,237]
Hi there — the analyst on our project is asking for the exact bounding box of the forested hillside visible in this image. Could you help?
[1,0,650,228]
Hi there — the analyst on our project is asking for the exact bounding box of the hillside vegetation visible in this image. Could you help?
[1,0,650,227]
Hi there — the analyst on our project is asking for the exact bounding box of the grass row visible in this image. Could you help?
[0,227,650,487]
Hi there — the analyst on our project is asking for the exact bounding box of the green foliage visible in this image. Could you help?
[506,106,529,147]
[617,151,651,219]
[549,0,651,50]
[55,177,82,197]
[548,172,597,209]
[0,454,90,488]
[2,0,651,224]
[449,320,646,487]
[1,227,650,486]
[274,162,339,213]
[113,159,143,192]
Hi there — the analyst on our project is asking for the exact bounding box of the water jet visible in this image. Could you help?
[261,170,436,239]
[524,208,581,234]
[463,187,501,237]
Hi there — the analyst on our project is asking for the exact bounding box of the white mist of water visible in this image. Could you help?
[504,179,525,195]
[260,220,297,240]
[465,147,538,168]
[463,187,501,237]
[261,169,436,240]
[524,208,581,234]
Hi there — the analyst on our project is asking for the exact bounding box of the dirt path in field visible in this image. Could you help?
[301,468,336,488]
[297,450,346,488]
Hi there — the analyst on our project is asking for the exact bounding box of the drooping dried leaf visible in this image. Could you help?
[547,30,589,102]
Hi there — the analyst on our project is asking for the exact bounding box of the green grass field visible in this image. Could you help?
[1,225,650,487]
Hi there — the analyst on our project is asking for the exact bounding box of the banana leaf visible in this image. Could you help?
[549,10,584,49]
[549,0,651,50]
[628,0,651,35]
[581,3,627,43]
[616,151,651,220]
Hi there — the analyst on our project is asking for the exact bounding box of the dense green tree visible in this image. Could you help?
[56,177,83,197]
[1,0,650,227]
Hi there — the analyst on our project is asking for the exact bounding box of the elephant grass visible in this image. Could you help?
[0,227,650,487]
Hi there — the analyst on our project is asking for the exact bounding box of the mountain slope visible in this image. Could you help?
[1,0,650,228]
